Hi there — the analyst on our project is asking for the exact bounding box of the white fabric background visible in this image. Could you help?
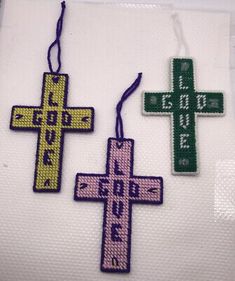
[0,1,234,280]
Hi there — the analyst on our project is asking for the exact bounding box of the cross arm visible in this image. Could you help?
[143,92,174,114]
[10,106,42,130]
[74,173,109,201]
[62,107,94,131]
[129,176,163,204]
[195,92,224,115]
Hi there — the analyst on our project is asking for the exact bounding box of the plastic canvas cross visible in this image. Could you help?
[10,2,94,192]
[10,73,94,192]
[74,73,163,273]
[143,58,224,174]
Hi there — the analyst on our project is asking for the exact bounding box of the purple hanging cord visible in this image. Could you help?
[47,1,66,74]
[115,73,142,140]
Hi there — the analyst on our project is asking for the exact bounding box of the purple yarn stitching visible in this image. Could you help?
[47,1,66,74]
[115,73,142,140]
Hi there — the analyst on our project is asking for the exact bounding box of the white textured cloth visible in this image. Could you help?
[0,1,234,280]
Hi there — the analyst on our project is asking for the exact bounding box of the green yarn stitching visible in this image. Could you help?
[144,58,224,174]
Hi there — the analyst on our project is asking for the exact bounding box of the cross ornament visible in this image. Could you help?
[143,58,224,174]
[10,73,94,192]
[74,138,163,272]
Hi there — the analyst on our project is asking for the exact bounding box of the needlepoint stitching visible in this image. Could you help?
[143,58,224,175]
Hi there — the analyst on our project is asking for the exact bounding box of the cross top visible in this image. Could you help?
[74,73,163,273]
[143,58,224,174]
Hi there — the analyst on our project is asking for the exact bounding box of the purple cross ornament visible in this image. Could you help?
[74,74,164,273]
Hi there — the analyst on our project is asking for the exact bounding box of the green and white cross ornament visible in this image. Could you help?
[143,58,224,175]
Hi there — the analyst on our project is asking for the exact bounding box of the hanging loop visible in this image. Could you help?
[47,1,66,74]
[172,13,189,57]
[115,73,142,140]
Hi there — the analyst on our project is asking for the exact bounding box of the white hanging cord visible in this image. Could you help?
[172,13,190,57]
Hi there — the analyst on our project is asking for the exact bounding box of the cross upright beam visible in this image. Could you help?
[10,73,94,192]
[74,138,163,273]
[143,58,224,174]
